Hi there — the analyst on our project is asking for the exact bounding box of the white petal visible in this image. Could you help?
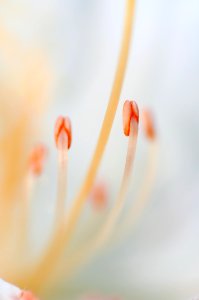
[0,279,21,300]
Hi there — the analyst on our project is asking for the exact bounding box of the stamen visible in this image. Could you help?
[23,0,136,290]
[142,108,156,140]
[113,109,158,242]
[18,145,47,258]
[54,116,71,224]
[85,109,158,253]
[121,144,158,236]
[58,102,139,279]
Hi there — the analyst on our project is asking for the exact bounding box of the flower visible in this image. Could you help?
[1,0,199,299]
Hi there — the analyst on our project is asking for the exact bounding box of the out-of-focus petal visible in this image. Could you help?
[0,278,21,300]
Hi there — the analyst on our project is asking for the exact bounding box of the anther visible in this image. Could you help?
[28,144,47,175]
[123,100,139,136]
[142,108,156,140]
[54,116,72,150]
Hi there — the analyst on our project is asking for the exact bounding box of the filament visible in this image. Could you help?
[17,144,47,255]
[117,140,158,237]
[55,140,68,226]
[115,108,158,239]
[54,116,71,225]
[103,139,158,251]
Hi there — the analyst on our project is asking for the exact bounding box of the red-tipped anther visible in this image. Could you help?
[123,100,139,136]
[142,108,156,140]
[29,144,47,175]
[54,116,72,150]
[20,290,38,300]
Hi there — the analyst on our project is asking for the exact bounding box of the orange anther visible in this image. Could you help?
[20,290,38,300]
[29,144,47,175]
[54,116,72,150]
[142,108,156,140]
[123,100,139,136]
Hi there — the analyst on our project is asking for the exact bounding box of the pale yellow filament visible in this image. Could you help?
[103,139,158,249]
[23,0,136,291]
[55,141,68,226]
[117,140,158,237]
